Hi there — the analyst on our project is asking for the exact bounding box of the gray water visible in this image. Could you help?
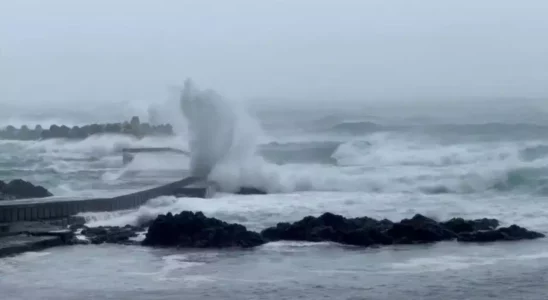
[2,241,548,300]
[2,101,548,299]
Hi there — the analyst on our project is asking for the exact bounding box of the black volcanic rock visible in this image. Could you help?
[142,211,266,248]
[260,213,544,247]
[71,211,544,250]
[0,179,53,200]
[261,212,394,246]
[457,225,545,242]
[385,214,457,244]
[81,225,140,245]
[441,217,499,234]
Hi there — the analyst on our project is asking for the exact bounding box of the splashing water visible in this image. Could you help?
[179,79,264,190]
[180,79,236,178]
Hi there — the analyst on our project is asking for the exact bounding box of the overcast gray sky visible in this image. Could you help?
[1,0,548,110]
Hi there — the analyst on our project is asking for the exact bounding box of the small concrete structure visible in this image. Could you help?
[172,181,217,198]
[0,234,67,257]
[0,221,76,257]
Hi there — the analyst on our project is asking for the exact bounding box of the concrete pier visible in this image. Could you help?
[0,177,216,223]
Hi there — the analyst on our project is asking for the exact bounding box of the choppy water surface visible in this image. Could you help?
[2,96,548,299]
[2,240,548,300]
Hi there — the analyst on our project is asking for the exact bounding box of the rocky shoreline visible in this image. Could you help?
[1,211,544,258]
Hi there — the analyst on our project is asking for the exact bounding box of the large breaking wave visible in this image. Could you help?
[177,80,548,196]
[3,80,548,197]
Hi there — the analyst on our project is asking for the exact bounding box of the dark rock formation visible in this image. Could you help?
[0,179,53,200]
[67,216,87,231]
[137,211,543,250]
[441,217,499,234]
[384,214,456,244]
[142,211,266,248]
[261,212,394,246]
[457,225,545,242]
[81,225,141,245]
[1,209,543,259]
[4,211,541,258]
[261,213,545,247]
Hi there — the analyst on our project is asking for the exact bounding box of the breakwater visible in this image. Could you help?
[0,116,174,140]
[0,177,216,223]
[122,147,191,164]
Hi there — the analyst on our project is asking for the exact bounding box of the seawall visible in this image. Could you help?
[0,177,216,223]
[122,147,190,164]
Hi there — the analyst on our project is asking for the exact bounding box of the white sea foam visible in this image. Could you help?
[77,188,548,233]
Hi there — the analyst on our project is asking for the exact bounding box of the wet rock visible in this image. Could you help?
[260,213,543,247]
[385,214,457,244]
[68,211,544,251]
[73,238,91,245]
[457,225,545,242]
[0,179,53,200]
[142,211,266,248]
[81,226,108,236]
[68,216,87,231]
[441,217,499,234]
[81,225,140,245]
[261,212,394,246]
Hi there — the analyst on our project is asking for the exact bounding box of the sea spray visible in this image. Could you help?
[176,80,548,195]
[179,79,265,191]
[180,79,236,178]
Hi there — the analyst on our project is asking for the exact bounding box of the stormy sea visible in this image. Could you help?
[1,83,548,299]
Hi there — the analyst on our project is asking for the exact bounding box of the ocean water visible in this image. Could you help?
[1,88,548,299]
